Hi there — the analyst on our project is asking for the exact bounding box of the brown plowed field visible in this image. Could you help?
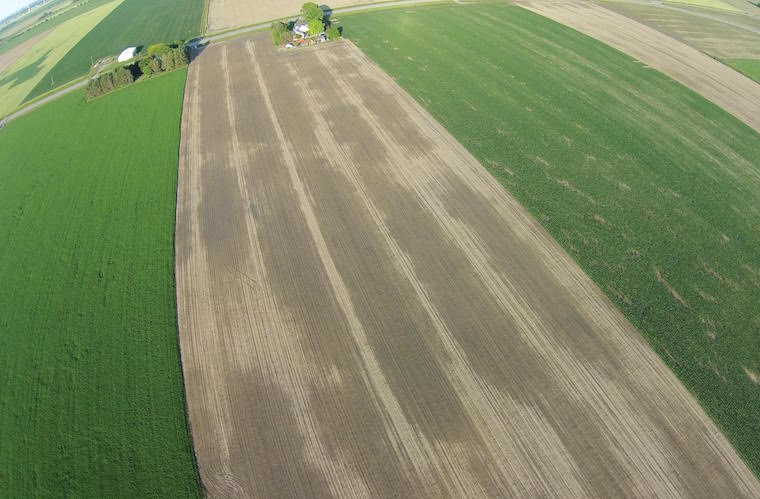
[206,0,375,33]
[514,0,760,134]
[176,34,760,497]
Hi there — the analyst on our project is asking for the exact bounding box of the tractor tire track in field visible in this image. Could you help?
[514,0,760,134]
[175,34,760,497]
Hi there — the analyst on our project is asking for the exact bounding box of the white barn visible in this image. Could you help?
[117,47,137,63]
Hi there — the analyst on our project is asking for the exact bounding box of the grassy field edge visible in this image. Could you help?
[172,67,206,496]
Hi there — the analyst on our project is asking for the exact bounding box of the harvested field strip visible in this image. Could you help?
[0,70,200,496]
[344,2,760,476]
[176,34,759,496]
[601,1,760,59]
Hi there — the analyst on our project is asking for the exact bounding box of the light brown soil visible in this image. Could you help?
[176,34,760,497]
[0,30,49,75]
[602,1,760,59]
[206,0,374,33]
[515,0,760,134]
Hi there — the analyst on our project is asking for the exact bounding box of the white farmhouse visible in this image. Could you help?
[293,21,309,39]
[117,47,137,63]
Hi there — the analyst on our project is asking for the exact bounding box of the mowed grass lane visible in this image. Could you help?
[0,71,200,496]
[345,3,760,475]
[26,0,204,100]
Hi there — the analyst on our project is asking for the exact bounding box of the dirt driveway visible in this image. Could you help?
[515,0,760,134]
[175,33,760,497]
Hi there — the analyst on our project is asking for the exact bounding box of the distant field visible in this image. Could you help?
[723,58,760,82]
[0,0,121,117]
[0,0,113,56]
[602,1,760,59]
[0,0,71,39]
[0,30,49,75]
[0,70,200,496]
[665,0,742,11]
[26,0,204,100]
[344,2,760,477]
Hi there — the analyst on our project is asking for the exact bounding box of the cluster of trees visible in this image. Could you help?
[84,66,135,99]
[270,2,341,47]
[270,21,292,46]
[86,42,188,99]
[302,2,326,37]
[325,25,340,41]
[138,43,189,78]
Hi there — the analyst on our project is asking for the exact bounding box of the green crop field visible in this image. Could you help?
[26,0,204,100]
[0,70,200,496]
[724,58,760,83]
[344,2,760,476]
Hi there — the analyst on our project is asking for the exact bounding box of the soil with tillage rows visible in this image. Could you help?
[175,34,760,497]
[515,0,760,134]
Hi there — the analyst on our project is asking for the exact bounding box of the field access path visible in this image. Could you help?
[175,34,759,497]
[514,0,760,134]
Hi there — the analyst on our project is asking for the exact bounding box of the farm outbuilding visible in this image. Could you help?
[117,47,137,63]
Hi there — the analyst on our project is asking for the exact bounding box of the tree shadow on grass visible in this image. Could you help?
[0,49,52,89]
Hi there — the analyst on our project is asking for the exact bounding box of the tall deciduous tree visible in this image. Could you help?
[138,57,153,78]
[271,21,289,45]
[326,26,340,41]
[172,47,188,67]
[308,18,324,36]
[147,43,171,57]
[149,56,162,75]
[114,66,133,87]
[161,52,175,72]
[301,2,323,22]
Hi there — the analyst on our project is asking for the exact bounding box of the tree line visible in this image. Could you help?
[85,42,189,99]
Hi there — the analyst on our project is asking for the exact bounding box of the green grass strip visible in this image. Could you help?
[723,58,760,83]
[0,69,201,496]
